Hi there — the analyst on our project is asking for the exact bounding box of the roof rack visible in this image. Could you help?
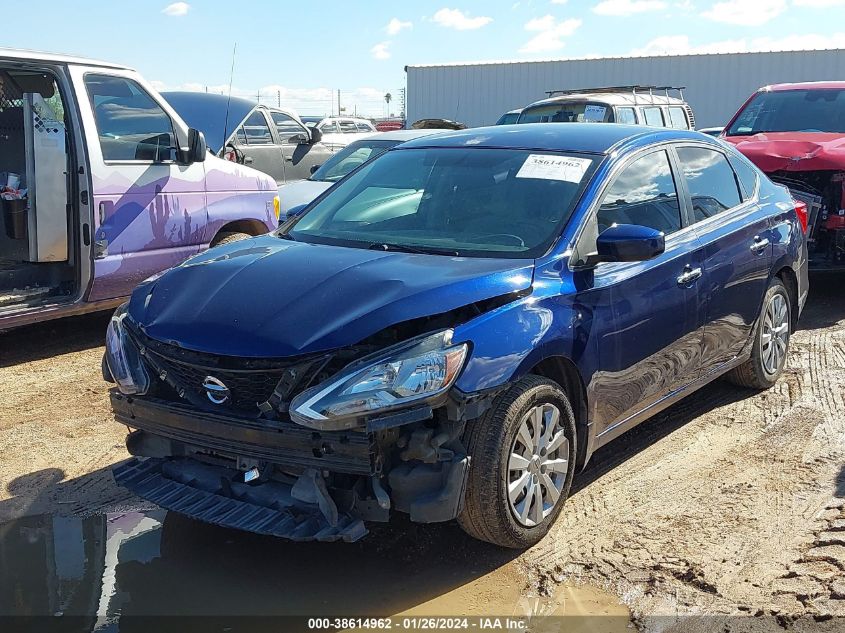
[544,85,686,102]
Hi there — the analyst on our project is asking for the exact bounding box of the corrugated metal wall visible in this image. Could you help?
[406,49,845,129]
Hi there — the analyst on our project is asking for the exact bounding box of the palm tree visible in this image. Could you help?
[384,92,392,117]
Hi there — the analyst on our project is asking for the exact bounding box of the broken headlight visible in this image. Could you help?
[290,330,468,430]
[105,304,150,396]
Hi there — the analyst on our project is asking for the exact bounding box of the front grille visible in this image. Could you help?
[126,324,333,414]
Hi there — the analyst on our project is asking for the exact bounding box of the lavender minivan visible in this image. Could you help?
[0,49,280,330]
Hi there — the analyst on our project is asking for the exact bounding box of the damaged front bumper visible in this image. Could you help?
[110,392,472,543]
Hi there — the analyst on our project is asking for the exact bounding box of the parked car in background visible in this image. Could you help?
[0,49,279,331]
[411,118,466,130]
[164,92,332,186]
[517,85,695,130]
[301,116,378,150]
[698,127,724,136]
[723,81,845,271]
[495,109,522,125]
[277,129,449,221]
[107,123,806,548]
[375,120,405,132]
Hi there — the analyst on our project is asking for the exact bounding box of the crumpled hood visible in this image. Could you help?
[127,235,534,358]
[724,132,845,173]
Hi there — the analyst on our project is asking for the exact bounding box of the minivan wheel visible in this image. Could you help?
[458,375,576,548]
[726,277,791,390]
[211,231,251,247]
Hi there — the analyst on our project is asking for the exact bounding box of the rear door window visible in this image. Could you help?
[667,107,689,129]
[642,107,665,127]
[319,121,338,134]
[85,74,176,161]
[676,146,743,222]
[616,107,637,125]
[339,120,358,133]
[596,150,682,235]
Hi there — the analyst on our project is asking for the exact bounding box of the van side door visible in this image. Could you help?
[69,67,207,302]
[673,144,772,375]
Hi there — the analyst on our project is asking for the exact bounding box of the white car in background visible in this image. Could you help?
[277,129,449,222]
[301,116,378,150]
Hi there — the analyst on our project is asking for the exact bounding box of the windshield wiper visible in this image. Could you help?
[368,242,460,256]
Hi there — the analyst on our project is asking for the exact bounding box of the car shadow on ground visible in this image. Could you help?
[0,310,111,368]
[795,273,845,332]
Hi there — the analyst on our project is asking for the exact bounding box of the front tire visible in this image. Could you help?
[458,376,576,548]
[726,277,791,389]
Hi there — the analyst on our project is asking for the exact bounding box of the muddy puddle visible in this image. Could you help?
[0,510,630,630]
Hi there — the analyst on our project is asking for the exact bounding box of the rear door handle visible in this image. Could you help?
[244,156,254,165]
[750,236,770,254]
[677,265,702,286]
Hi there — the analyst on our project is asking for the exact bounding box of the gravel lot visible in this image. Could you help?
[0,275,843,629]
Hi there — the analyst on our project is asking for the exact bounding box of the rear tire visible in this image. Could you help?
[211,231,251,247]
[458,375,576,549]
[726,277,791,390]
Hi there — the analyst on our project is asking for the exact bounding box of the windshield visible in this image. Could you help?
[311,139,397,182]
[726,89,845,135]
[518,101,612,124]
[284,147,596,258]
[496,112,520,125]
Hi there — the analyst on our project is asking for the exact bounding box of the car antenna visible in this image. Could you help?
[222,42,238,151]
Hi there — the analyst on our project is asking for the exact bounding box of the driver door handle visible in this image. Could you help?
[750,235,770,254]
[243,156,254,165]
[677,265,703,286]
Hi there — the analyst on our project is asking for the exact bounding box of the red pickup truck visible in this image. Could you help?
[722,82,845,271]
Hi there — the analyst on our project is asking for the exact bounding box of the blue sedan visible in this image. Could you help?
[105,123,808,548]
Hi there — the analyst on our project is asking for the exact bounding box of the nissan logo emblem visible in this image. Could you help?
[202,376,230,405]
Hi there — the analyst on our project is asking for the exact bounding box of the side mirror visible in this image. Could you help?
[289,133,309,145]
[309,127,323,144]
[287,203,308,218]
[310,164,322,175]
[187,128,207,163]
[596,224,665,263]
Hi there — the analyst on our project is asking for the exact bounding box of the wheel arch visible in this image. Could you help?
[211,219,268,244]
[524,355,591,471]
[774,264,799,332]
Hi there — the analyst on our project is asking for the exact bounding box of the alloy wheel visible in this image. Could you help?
[507,403,569,527]
[761,293,789,375]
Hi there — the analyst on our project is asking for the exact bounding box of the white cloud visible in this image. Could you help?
[385,17,412,35]
[551,0,569,4]
[370,41,391,60]
[161,2,190,16]
[701,0,786,25]
[630,31,845,56]
[433,8,493,30]
[520,15,582,53]
[593,0,667,15]
[793,0,845,5]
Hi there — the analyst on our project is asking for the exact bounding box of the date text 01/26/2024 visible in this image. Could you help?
[307,617,528,630]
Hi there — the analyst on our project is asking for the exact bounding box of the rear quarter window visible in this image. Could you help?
[642,107,664,127]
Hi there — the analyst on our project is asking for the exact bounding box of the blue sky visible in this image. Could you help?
[3,0,844,116]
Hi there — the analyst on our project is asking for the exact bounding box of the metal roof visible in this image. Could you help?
[395,122,703,154]
[0,47,131,70]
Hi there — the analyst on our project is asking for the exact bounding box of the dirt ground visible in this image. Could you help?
[1,275,843,630]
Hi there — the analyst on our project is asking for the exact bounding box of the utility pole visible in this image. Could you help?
[337,89,341,117]
[277,90,281,108]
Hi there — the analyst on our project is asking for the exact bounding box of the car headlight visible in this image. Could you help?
[105,304,150,396]
[290,330,468,430]
[273,195,280,220]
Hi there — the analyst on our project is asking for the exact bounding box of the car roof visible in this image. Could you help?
[527,92,687,108]
[396,123,704,154]
[0,47,130,70]
[376,129,452,141]
[766,81,845,92]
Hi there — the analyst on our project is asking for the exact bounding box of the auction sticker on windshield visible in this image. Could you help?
[516,154,592,183]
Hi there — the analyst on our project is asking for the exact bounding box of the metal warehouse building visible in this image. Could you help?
[406,48,845,129]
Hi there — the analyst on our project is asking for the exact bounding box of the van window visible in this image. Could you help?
[676,147,742,222]
[616,107,637,125]
[240,111,273,145]
[596,150,681,235]
[85,74,176,161]
[271,112,306,143]
[667,107,689,129]
[519,101,611,123]
[642,107,664,127]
